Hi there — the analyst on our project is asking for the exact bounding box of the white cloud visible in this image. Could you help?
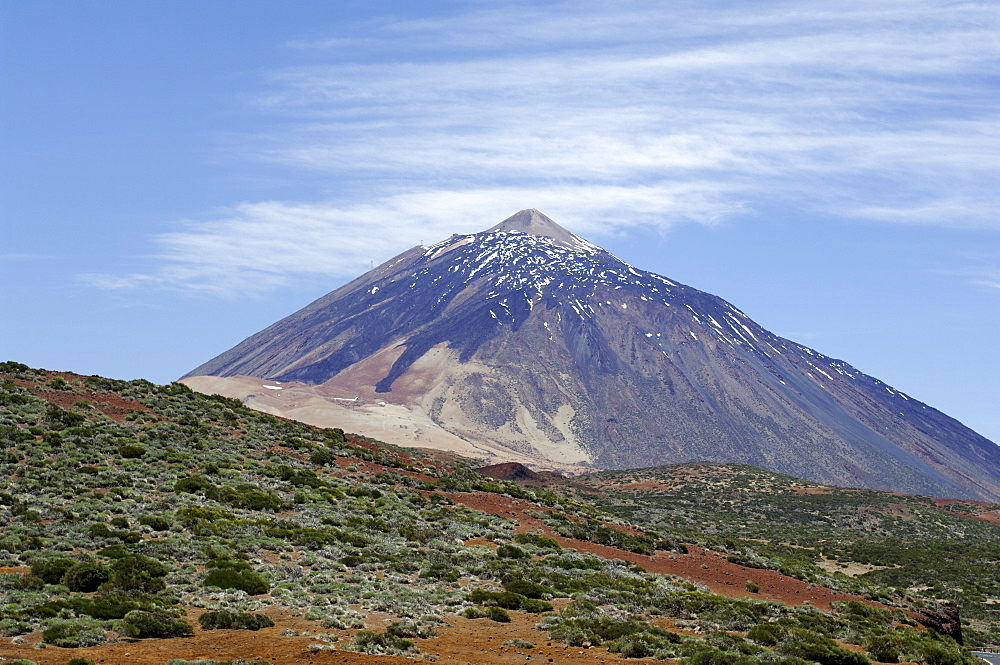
[92,0,1000,294]
[95,184,741,295]
[970,267,1000,290]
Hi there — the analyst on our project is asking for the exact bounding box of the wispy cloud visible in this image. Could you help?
[86,185,740,295]
[970,267,1000,290]
[92,0,1000,293]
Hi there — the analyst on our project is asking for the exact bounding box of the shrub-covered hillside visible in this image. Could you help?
[0,361,989,664]
[576,463,1000,648]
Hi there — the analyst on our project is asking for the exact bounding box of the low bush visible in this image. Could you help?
[28,595,142,621]
[468,588,553,613]
[309,449,335,466]
[747,623,783,646]
[117,610,194,638]
[514,533,561,549]
[203,567,269,595]
[503,579,555,599]
[63,562,110,592]
[549,616,671,647]
[119,444,146,458]
[487,606,511,623]
[348,629,417,656]
[461,606,511,622]
[496,543,529,559]
[776,629,870,665]
[106,554,168,594]
[40,618,107,648]
[609,630,683,659]
[139,514,172,531]
[386,618,437,639]
[30,557,76,585]
[198,610,274,631]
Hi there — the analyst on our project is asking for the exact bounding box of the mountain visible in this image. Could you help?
[183,209,1000,502]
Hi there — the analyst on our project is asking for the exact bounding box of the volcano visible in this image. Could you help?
[183,209,1000,501]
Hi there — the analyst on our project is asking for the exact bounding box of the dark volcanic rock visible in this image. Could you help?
[185,210,1000,502]
[916,600,963,645]
[476,462,543,482]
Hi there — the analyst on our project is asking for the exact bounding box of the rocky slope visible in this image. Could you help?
[184,210,1000,501]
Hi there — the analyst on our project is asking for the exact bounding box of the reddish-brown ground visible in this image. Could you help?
[449,492,877,611]
[14,375,155,422]
[931,498,1000,526]
[0,606,665,665]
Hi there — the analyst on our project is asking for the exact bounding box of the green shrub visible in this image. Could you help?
[420,562,460,582]
[97,544,131,559]
[198,610,274,631]
[683,646,753,665]
[348,629,416,655]
[67,658,98,665]
[220,485,282,511]
[487,606,511,623]
[777,629,870,665]
[29,596,143,621]
[40,618,107,648]
[62,562,110,592]
[203,567,269,595]
[106,554,168,594]
[31,557,76,585]
[88,523,115,538]
[468,588,552,613]
[138,514,172,531]
[514,532,561,549]
[386,618,437,639]
[119,444,146,458]
[503,579,555,599]
[117,610,194,638]
[309,449,335,466]
[496,543,529,559]
[747,623,783,646]
[861,633,903,663]
[174,475,214,494]
[74,596,142,620]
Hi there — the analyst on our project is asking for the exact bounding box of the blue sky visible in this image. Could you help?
[2,1,999,444]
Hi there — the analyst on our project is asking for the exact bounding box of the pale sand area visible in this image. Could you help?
[181,374,596,475]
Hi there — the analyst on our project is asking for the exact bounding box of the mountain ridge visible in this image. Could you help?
[183,210,1000,502]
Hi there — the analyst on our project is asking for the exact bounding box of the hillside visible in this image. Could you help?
[0,362,995,664]
[573,463,1000,643]
[182,210,1000,503]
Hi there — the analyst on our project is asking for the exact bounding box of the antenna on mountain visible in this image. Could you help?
[370,260,374,269]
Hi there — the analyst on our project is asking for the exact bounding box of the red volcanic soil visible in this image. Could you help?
[14,374,155,423]
[0,609,657,665]
[449,492,874,612]
[931,497,1000,526]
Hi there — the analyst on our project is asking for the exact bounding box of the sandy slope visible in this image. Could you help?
[181,375,595,475]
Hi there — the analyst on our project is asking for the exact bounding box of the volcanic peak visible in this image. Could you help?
[486,208,602,254]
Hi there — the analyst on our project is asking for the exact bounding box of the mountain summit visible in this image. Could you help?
[486,208,597,250]
[184,211,1000,501]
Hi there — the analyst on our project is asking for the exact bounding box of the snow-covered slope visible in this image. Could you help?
[184,210,1000,501]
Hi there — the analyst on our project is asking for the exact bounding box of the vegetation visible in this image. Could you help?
[0,362,993,663]
[577,462,1000,647]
